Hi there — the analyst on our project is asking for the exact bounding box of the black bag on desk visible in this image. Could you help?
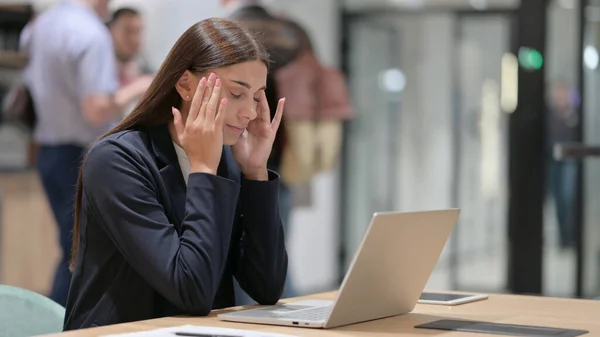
[1,81,36,131]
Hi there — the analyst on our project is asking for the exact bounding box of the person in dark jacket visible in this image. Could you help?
[546,81,578,249]
[63,17,288,330]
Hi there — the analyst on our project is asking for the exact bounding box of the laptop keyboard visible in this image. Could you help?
[273,306,332,321]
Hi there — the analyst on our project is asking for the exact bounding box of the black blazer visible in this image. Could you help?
[63,125,288,330]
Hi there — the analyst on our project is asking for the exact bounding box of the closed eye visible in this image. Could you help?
[232,91,260,104]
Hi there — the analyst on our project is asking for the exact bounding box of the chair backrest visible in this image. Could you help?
[0,285,65,337]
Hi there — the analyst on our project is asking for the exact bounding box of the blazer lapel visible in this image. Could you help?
[147,125,187,227]
[147,126,243,228]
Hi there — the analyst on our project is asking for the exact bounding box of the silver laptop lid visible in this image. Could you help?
[324,209,460,328]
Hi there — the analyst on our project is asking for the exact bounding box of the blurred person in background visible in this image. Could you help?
[220,0,310,303]
[107,7,154,116]
[21,0,151,306]
[221,0,353,303]
[546,80,578,249]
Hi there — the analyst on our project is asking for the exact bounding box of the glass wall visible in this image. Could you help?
[543,0,580,298]
[342,0,600,298]
[342,11,513,293]
[542,0,600,299]
[454,14,511,292]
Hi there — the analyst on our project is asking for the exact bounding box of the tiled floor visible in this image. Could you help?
[0,171,59,294]
[0,125,29,170]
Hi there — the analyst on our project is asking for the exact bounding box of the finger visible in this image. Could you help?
[258,91,270,122]
[205,77,223,121]
[198,73,217,120]
[188,76,207,122]
[215,98,228,128]
[271,97,285,131]
[172,107,184,136]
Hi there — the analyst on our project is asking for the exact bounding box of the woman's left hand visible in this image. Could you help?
[232,92,285,181]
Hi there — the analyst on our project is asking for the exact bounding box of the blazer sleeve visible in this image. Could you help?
[234,170,288,304]
[82,140,239,316]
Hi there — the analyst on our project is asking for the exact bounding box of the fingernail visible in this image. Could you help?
[215,78,221,87]
[208,73,216,82]
[200,77,207,85]
[171,107,177,115]
[221,98,227,105]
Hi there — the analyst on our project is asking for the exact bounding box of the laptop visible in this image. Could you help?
[217,209,460,329]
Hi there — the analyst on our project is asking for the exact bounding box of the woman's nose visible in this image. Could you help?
[239,105,257,120]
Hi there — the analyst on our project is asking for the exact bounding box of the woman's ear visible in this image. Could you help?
[175,70,198,102]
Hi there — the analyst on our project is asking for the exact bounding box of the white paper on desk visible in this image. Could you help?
[102,324,298,337]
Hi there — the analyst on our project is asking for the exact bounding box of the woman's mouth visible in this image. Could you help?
[226,125,245,133]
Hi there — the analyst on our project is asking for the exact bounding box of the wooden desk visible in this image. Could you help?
[42,291,600,336]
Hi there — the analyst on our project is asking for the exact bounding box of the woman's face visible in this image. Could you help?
[177,60,268,145]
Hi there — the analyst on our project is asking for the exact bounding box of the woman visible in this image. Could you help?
[63,18,288,330]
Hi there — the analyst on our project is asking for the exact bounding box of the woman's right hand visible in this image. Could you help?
[172,73,228,175]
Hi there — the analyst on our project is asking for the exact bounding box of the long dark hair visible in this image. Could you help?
[70,18,270,271]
